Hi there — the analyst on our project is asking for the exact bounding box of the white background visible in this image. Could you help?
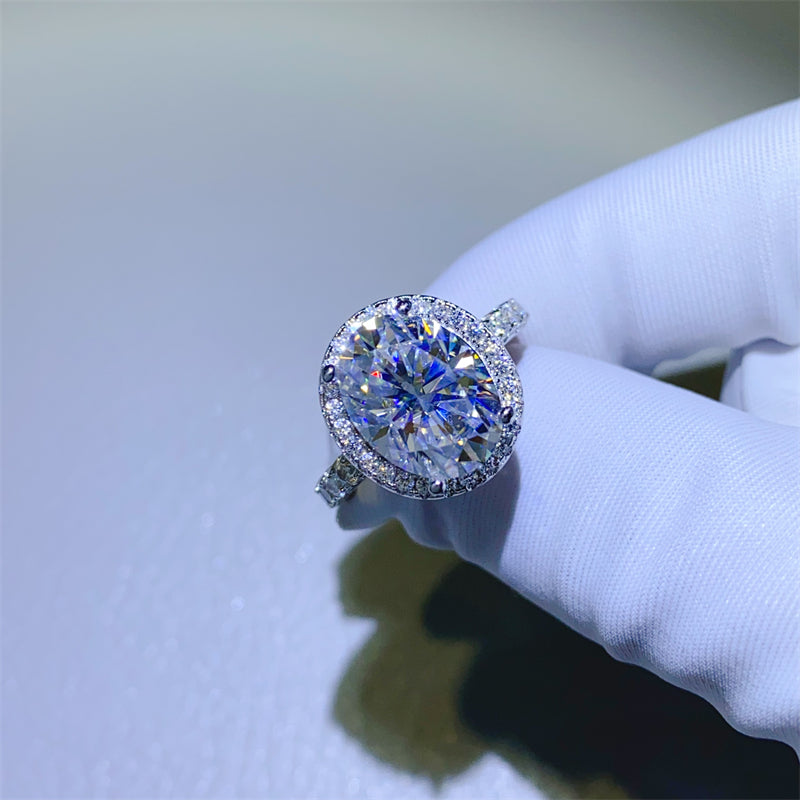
[3,3,798,797]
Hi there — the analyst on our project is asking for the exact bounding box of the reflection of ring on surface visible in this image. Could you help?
[315,295,528,507]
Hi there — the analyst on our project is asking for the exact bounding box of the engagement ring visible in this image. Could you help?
[316,296,527,507]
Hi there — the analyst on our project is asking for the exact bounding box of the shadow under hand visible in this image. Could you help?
[334,362,797,796]
[335,526,799,798]
[334,522,486,786]
[428,561,799,799]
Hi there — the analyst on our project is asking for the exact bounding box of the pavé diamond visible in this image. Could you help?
[335,310,503,482]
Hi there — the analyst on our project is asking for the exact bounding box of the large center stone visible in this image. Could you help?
[337,311,503,481]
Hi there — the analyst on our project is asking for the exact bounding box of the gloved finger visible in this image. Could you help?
[341,345,800,752]
[720,340,800,426]
[428,100,799,373]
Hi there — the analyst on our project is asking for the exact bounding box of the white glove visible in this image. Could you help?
[339,100,800,753]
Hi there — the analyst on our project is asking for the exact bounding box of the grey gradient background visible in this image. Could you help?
[3,2,799,798]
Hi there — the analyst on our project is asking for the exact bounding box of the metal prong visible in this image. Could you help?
[430,479,444,495]
[501,406,514,424]
[395,298,412,315]
[321,364,335,383]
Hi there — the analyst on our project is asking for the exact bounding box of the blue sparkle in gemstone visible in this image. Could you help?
[336,311,503,481]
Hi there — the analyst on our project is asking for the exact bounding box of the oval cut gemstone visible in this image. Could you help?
[336,311,503,481]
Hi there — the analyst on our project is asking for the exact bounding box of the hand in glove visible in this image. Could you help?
[339,100,800,753]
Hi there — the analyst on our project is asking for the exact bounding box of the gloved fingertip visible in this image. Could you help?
[336,481,395,531]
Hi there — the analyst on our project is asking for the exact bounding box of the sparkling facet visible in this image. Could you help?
[482,299,529,344]
[335,311,503,481]
[315,455,363,507]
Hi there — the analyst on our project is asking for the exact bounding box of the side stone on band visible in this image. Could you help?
[315,296,528,508]
[316,455,363,508]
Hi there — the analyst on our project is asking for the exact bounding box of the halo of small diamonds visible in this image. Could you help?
[318,295,524,500]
